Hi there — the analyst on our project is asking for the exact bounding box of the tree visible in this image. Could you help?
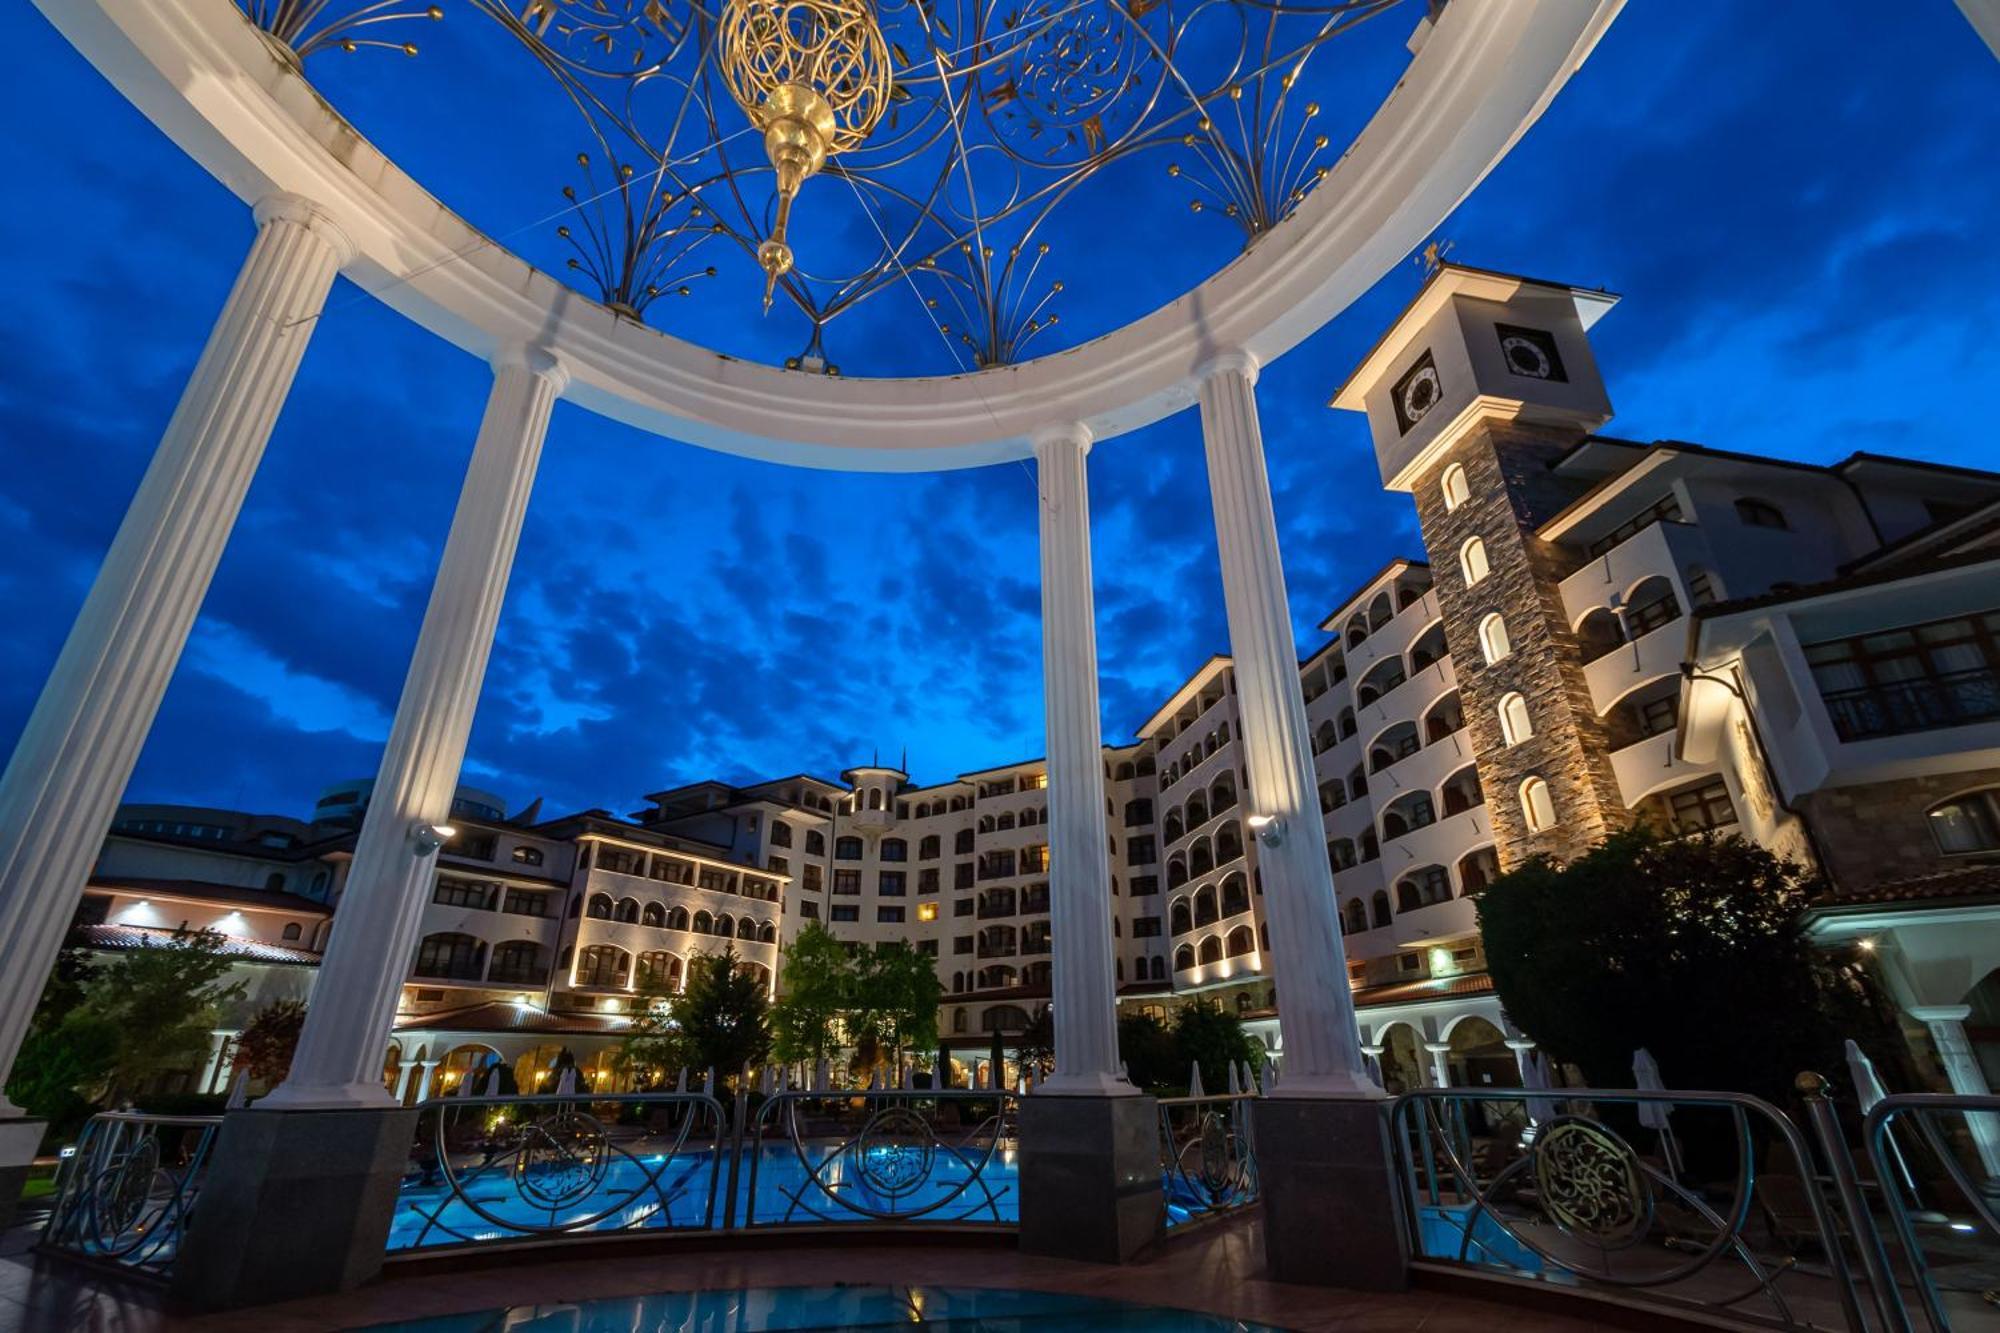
[850,942,942,1068]
[770,922,850,1066]
[1117,1011,1181,1093]
[673,947,772,1080]
[615,970,689,1086]
[1173,1001,1260,1094]
[232,999,307,1085]
[1017,1004,1054,1079]
[1477,827,1851,1106]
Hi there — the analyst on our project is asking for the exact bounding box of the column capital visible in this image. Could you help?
[492,342,571,395]
[1030,420,1093,460]
[1503,1038,1537,1054]
[1423,1041,1452,1056]
[1193,347,1260,387]
[253,192,356,267]
[1909,1004,1974,1025]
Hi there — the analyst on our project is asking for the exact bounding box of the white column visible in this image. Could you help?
[1425,1042,1453,1089]
[391,1060,418,1104]
[1911,1005,2000,1178]
[0,195,349,1115]
[1505,1037,1536,1085]
[1196,351,1375,1099]
[1957,0,2000,60]
[413,1061,441,1103]
[263,346,565,1109]
[1032,423,1128,1096]
[202,1029,236,1095]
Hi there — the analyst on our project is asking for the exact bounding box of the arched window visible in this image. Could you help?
[1225,926,1255,957]
[281,922,302,941]
[586,893,613,920]
[1149,956,1166,981]
[1478,612,1511,665]
[666,905,690,931]
[880,837,907,862]
[575,945,631,988]
[636,951,681,989]
[1343,899,1368,934]
[919,835,941,859]
[1734,497,1787,530]
[715,913,734,938]
[641,902,665,927]
[415,933,483,980]
[835,836,863,860]
[614,897,640,924]
[1928,789,2000,855]
[1459,536,1490,586]
[955,829,975,854]
[691,910,713,934]
[867,789,883,811]
[1370,891,1391,929]
[1174,944,1196,972]
[1498,692,1533,747]
[1197,936,1223,965]
[1441,462,1470,511]
[488,940,547,985]
[1520,777,1557,834]
[1170,899,1193,935]
[805,830,826,856]
[769,822,792,848]
[737,917,757,940]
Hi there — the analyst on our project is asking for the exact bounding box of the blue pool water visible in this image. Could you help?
[362,1285,1285,1330]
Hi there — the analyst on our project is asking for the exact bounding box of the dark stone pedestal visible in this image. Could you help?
[1252,1096,1408,1290]
[173,1106,418,1312]
[1018,1094,1161,1264]
[0,1118,44,1230]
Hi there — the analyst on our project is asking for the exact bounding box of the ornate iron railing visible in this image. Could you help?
[388,1091,732,1252]
[739,1089,1019,1228]
[1157,1092,1259,1230]
[1820,668,2000,742]
[1390,1088,1868,1332]
[40,1111,220,1277]
[1863,1093,2000,1332]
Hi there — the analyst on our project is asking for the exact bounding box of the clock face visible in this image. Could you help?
[1392,351,1443,435]
[1495,323,1567,383]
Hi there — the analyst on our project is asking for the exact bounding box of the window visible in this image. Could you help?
[800,899,819,920]
[1666,777,1737,833]
[1124,798,1153,828]
[1519,777,1556,834]
[835,836,863,860]
[597,847,641,875]
[1129,874,1159,897]
[1929,789,2000,855]
[770,822,792,848]
[502,888,551,917]
[1127,835,1157,866]
[918,939,938,957]
[878,870,907,896]
[831,904,859,922]
[1804,610,2000,741]
[918,867,939,893]
[805,830,826,856]
[955,829,975,854]
[880,838,907,862]
[1735,497,1788,529]
[954,862,975,889]
[833,869,861,895]
[415,933,483,979]
[488,941,546,985]
[767,855,789,876]
[1635,693,1678,738]
[803,864,823,893]
[1440,462,1470,511]
[1459,536,1490,587]
[510,845,544,866]
[1478,613,1511,665]
[878,906,905,923]
[1585,493,1683,559]
[1132,916,1162,937]
[917,901,939,922]
[445,831,497,861]
[1498,692,1532,747]
[281,922,302,941]
[1685,568,1718,608]
[919,835,941,859]
[1626,584,1682,635]
[432,879,492,910]
[954,935,974,955]
[954,897,974,917]
[574,945,630,988]
[1020,844,1048,873]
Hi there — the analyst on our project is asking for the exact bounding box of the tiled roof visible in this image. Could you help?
[90,876,333,916]
[71,923,322,966]
[1352,972,1495,1010]
[394,1001,631,1036]
[1695,548,2000,621]
[1817,862,2000,911]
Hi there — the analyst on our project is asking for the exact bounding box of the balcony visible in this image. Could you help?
[1820,668,2000,742]
[1558,519,1710,631]
[1609,728,1703,808]
[1584,618,1686,716]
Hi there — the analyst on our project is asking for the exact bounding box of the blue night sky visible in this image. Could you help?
[2,5,1997,821]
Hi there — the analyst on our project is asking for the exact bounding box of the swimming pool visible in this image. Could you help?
[361,1284,1287,1330]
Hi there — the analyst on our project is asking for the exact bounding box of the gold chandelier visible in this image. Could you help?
[719,0,892,313]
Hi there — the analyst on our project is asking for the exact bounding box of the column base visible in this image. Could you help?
[0,1118,45,1230]
[1252,1096,1408,1290]
[172,1106,417,1312]
[1018,1093,1161,1264]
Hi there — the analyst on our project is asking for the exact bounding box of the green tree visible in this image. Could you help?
[615,970,689,1086]
[1173,1001,1260,1094]
[850,941,942,1068]
[1117,1011,1180,1093]
[232,998,307,1085]
[1017,1004,1055,1079]
[674,947,772,1080]
[1477,827,1850,1105]
[770,922,851,1066]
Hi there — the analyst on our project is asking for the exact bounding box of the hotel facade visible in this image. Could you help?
[73,267,2000,1126]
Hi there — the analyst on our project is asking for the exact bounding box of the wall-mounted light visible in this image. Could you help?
[1248,814,1286,848]
[411,821,458,856]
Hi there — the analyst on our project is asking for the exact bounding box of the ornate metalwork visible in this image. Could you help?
[1391,1088,1867,1332]
[744,1089,1018,1225]
[1157,1091,1259,1228]
[393,1091,730,1251]
[236,0,1417,368]
[1864,1093,2000,1332]
[41,1112,220,1278]
[243,0,444,60]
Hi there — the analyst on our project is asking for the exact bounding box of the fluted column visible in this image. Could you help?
[1032,423,1128,1095]
[263,347,566,1109]
[1196,350,1375,1098]
[1912,1005,2000,1177]
[0,195,349,1114]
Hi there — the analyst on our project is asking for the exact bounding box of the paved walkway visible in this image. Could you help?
[0,1216,1649,1331]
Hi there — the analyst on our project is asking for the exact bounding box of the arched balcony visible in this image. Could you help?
[1193,884,1219,926]
[1219,872,1250,918]
[1422,691,1465,744]
[1369,721,1420,773]
[1380,790,1436,841]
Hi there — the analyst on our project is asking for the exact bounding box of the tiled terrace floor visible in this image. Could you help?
[0,1215,1645,1333]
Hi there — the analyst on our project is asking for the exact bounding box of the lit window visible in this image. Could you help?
[1497,692,1532,747]
[1441,463,1470,511]
[1478,613,1511,665]
[1929,789,2000,855]
[1519,777,1556,833]
[917,901,938,922]
[1459,536,1490,587]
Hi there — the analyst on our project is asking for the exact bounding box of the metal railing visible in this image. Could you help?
[1157,1092,1259,1230]
[40,1111,220,1277]
[1863,1093,2000,1333]
[1820,668,2000,741]
[1391,1087,1867,1331]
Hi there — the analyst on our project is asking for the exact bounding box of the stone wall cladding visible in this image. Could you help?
[1798,766,2000,892]
[1411,419,1631,870]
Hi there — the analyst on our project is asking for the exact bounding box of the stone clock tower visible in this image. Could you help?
[1332,263,1628,868]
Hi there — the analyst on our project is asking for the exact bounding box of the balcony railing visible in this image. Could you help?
[1820,667,2000,741]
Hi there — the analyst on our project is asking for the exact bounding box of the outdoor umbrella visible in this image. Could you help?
[1632,1047,1683,1177]
[1521,1048,1557,1127]
[1847,1038,1930,1211]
